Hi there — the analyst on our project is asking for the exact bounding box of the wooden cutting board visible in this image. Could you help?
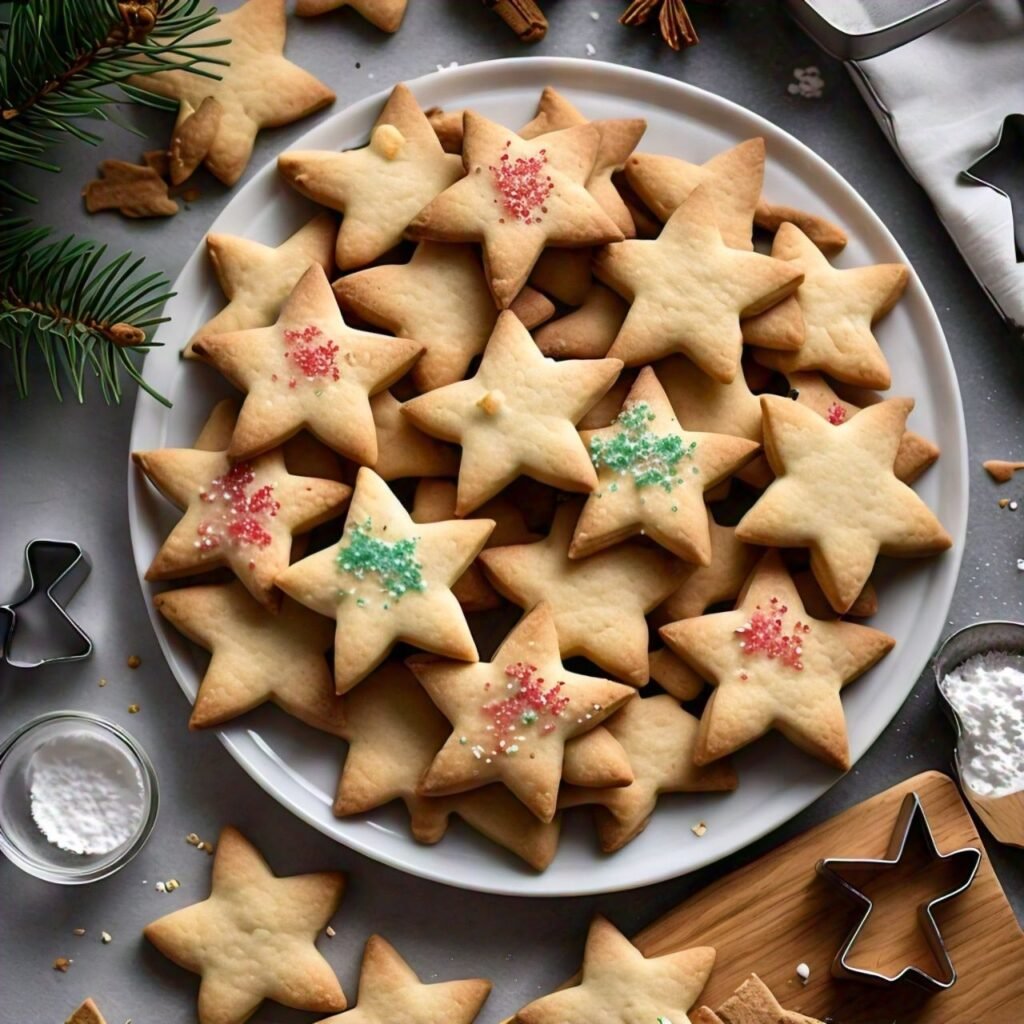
[632,771,1024,1023]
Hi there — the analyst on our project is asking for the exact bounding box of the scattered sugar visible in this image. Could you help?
[585,43,596,56]
[940,651,1024,797]
[788,67,825,99]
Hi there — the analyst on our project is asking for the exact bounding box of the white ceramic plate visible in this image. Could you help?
[128,57,968,896]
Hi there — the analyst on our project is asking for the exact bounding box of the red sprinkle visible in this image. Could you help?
[197,463,280,552]
[489,142,553,225]
[827,402,847,425]
[479,662,570,756]
[283,325,341,383]
[735,595,809,670]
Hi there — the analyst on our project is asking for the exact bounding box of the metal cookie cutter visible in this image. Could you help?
[816,791,981,993]
[961,113,1024,263]
[0,539,93,668]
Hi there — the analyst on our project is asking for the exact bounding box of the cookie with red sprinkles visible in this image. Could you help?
[407,110,624,308]
[660,550,894,770]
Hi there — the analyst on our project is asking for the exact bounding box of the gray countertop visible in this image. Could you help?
[2,2,1023,1022]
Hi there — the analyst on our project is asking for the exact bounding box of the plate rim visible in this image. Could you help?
[127,55,969,897]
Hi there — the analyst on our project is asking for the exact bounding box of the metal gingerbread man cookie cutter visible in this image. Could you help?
[0,539,93,668]
[816,791,981,993]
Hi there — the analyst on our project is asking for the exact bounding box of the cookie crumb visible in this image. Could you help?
[590,10,600,19]
[796,962,810,984]
[72,928,86,937]
[186,832,201,846]
[98,678,108,687]
[1017,559,1024,572]
[101,931,112,944]
[128,703,140,714]
[165,878,181,892]
[127,654,141,669]
[326,925,336,938]
[585,42,596,56]
[53,957,72,972]
[999,498,1010,508]
[691,821,707,837]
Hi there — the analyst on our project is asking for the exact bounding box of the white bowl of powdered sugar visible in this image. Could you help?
[0,711,158,883]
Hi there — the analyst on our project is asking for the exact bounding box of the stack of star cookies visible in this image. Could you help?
[135,80,952,871]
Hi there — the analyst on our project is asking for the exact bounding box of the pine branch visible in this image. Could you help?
[0,0,228,197]
[0,216,173,405]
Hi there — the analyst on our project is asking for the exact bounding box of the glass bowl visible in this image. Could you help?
[0,711,159,883]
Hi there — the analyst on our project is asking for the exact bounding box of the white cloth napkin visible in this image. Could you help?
[849,0,1024,330]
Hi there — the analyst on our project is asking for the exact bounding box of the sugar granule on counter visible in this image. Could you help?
[788,67,824,99]
[72,928,86,937]
[326,925,336,938]
[585,43,596,56]
[940,651,1024,797]
[796,962,810,984]
[101,931,112,944]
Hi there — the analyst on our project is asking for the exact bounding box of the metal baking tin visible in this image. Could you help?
[0,539,92,668]
[784,0,981,60]
[816,791,981,992]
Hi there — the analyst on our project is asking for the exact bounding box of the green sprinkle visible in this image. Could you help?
[521,709,539,726]
[590,402,695,493]
[356,597,367,608]
[335,518,426,603]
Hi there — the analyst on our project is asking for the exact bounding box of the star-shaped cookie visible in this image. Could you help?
[65,999,107,1024]
[185,213,337,357]
[402,311,622,514]
[648,646,705,701]
[334,242,554,392]
[654,515,761,625]
[154,582,344,735]
[520,86,647,237]
[735,396,952,613]
[754,198,848,255]
[660,550,895,769]
[480,500,684,686]
[571,366,760,561]
[296,0,408,32]
[316,935,490,1024]
[692,973,825,1024]
[534,283,628,360]
[279,84,463,269]
[132,444,351,608]
[624,139,765,249]
[371,390,460,481]
[745,223,908,389]
[514,915,715,1024]
[192,265,422,463]
[411,603,635,822]
[407,111,624,307]
[412,479,537,613]
[276,468,493,692]
[333,661,564,870]
[786,371,939,484]
[129,0,335,185]
[144,827,346,1024]
[560,694,737,851]
[595,185,803,382]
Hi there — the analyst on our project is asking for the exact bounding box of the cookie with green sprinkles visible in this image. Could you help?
[570,367,760,562]
[276,468,494,692]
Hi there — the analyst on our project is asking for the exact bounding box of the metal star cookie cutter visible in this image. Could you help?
[961,113,1024,263]
[0,539,93,668]
[816,791,981,993]
[933,621,1024,848]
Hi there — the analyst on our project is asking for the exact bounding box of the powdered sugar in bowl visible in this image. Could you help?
[0,711,158,883]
